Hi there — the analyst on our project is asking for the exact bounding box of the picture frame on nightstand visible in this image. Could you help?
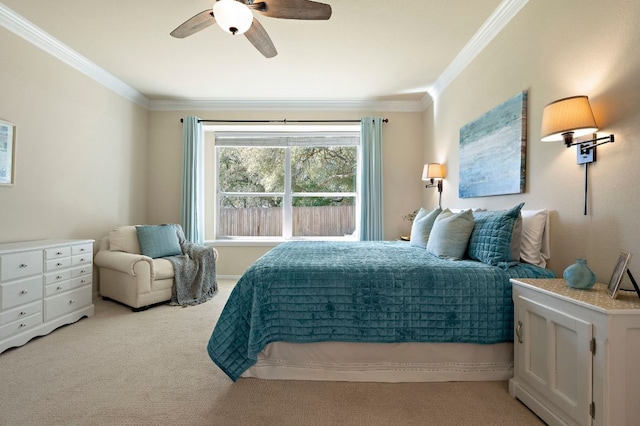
[607,251,632,299]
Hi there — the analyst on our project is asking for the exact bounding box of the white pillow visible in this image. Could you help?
[109,225,141,254]
[410,207,442,248]
[520,210,550,267]
[426,209,474,260]
[511,214,523,262]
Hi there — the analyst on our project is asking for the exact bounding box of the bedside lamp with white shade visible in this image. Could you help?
[422,163,445,209]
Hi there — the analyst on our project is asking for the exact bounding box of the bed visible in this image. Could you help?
[208,206,554,382]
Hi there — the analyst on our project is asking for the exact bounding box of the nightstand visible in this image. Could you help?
[509,278,640,426]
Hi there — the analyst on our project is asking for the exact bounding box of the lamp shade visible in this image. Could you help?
[422,163,445,180]
[540,96,598,142]
[213,0,253,35]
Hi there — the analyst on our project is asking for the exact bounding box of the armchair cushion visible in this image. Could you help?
[109,226,141,254]
[136,225,182,259]
[154,258,175,280]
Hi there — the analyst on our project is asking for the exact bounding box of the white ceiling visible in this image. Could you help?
[1,0,513,106]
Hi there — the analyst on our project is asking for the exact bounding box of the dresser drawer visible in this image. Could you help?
[45,257,72,272]
[72,243,93,256]
[71,253,92,267]
[71,276,91,289]
[0,276,43,310]
[45,270,72,285]
[0,313,42,340]
[45,281,72,297]
[0,301,41,326]
[44,286,92,322]
[71,265,91,278]
[44,246,72,260]
[0,250,43,281]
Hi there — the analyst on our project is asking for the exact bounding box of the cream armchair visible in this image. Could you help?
[94,226,176,311]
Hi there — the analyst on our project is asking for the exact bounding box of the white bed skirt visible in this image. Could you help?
[242,341,514,382]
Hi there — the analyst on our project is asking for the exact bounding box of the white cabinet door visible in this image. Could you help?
[516,295,593,426]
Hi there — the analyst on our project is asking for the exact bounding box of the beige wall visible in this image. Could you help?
[0,29,149,290]
[148,110,424,276]
[425,0,640,284]
[7,0,638,284]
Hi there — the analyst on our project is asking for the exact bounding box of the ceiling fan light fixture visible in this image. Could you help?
[213,0,253,35]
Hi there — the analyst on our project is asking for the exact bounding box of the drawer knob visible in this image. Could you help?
[19,311,26,317]
[56,251,63,255]
[69,299,75,305]
[80,258,86,262]
[56,262,62,266]
[81,280,86,284]
[56,286,62,290]
[57,275,63,280]
[80,248,86,252]
[20,323,26,328]
[20,290,28,295]
[19,263,28,268]
[81,270,86,274]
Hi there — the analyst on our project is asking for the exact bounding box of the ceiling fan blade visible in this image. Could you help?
[170,10,216,38]
[253,0,332,20]
[244,18,278,58]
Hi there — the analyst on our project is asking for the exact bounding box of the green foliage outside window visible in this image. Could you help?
[218,146,357,208]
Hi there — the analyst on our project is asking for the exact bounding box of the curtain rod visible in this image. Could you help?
[180,118,389,124]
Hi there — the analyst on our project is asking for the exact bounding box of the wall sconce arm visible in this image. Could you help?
[565,133,615,152]
[424,178,443,192]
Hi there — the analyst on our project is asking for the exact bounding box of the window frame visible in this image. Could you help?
[205,125,361,243]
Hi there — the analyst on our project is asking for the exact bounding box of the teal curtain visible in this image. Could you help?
[180,117,204,244]
[360,117,384,241]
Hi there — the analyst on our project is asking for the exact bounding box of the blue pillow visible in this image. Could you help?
[467,203,524,266]
[136,225,182,259]
[426,209,475,260]
[410,207,442,248]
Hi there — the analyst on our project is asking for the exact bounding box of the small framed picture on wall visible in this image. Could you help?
[0,118,16,186]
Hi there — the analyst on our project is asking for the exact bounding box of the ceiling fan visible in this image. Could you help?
[170,0,332,58]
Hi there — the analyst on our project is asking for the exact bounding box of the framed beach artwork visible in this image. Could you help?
[459,91,527,198]
[0,119,16,186]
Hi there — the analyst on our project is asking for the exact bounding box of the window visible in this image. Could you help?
[206,126,360,241]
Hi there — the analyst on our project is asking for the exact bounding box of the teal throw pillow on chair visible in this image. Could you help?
[136,224,182,259]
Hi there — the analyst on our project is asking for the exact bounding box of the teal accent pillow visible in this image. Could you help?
[467,203,524,266]
[426,209,475,260]
[136,225,182,259]
[410,207,442,248]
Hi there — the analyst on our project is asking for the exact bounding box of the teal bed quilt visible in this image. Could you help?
[207,241,554,381]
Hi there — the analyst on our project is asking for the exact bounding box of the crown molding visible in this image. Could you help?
[148,98,425,112]
[420,94,434,111]
[0,4,149,109]
[428,0,529,101]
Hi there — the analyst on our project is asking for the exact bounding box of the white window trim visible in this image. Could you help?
[204,124,361,244]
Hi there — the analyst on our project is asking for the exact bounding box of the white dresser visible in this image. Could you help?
[510,278,640,426]
[0,239,94,354]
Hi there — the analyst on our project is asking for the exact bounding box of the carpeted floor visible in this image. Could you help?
[0,279,543,425]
